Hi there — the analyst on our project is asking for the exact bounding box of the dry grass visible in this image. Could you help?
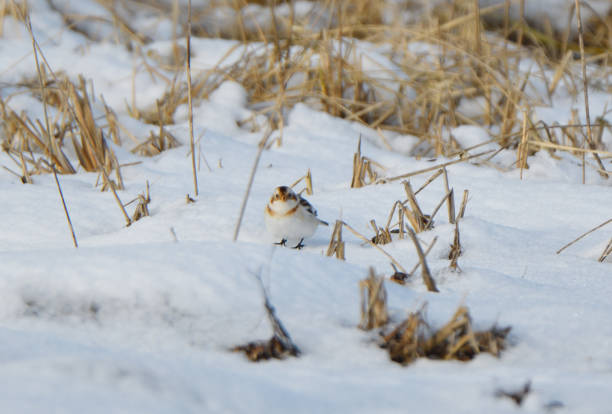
[131,101,180,156]
[495,381,532,406]
[556,217,612,260]
[4,0,610,185]
[126,181,151,223]
[599,238,612,262]
[367,168,469,278]
[449,189,469,271]
[405,227,439,292]
[233,271,300,362]
[381,304,511,365]
[359,268,389,330]
[340,220,407,274]
[325,219,346,260]
[0,73,125,189]
[351,136,382,188]
[1,5,135,227]
[233,335,298,362]
[290,168,313,195]
[370,176,439,245]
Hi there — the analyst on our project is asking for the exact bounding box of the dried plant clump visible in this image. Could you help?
[67,76,124,190]
[389,262,410,285]
[449,189,469,270]
[233,335,297,362]
[326,220,346,260]
[0,74,125,191]
[448,220,462,270]
[495,381,532,406]
[381,304,511,365]
[233,274,300,362]
[131,111,180,157]
[371,169,459,247]
[0,97,75,176]
[131,129,179,156]
[351,137,382,188]
[126,181,151,223]
[371,169,463,249]
[370,219,392,245]
[367,168,469,275]
[128,97,181,158]
[359,268,389,330]
[402,180,433,233]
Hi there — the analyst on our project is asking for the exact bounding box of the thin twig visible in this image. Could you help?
[457,190,469,220]
[598,238,612,262]
[414,169,444,195]
[442,167,455,224]
[408,236,438,276]
[574,0,608,179]
[186,0,199,196]
[233,128,273,241]
[53,166,78,248]
[405,227,438,292]
[377,150,495,183]
[27,15,52,163]
[527,140,612,157]
[341,221,407,273]
[557,218,612,254]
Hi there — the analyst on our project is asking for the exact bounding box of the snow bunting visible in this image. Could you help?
[264,186,328,249]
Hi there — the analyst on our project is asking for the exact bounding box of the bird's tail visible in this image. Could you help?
[318,218,329,226]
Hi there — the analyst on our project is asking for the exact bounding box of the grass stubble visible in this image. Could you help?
[2,0,610,234]
[0,0,608,372]
[360,268,511,366]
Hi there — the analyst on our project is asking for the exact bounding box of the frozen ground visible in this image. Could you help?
[0,1,611,413]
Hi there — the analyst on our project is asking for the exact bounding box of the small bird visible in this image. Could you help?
[264,186,328,249]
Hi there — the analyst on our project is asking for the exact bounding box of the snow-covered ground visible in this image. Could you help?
[0,1,611,413]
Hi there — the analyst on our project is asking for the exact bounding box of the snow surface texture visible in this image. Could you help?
[0,1,611,413]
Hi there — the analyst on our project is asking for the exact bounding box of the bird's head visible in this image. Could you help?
[268,186,299,212]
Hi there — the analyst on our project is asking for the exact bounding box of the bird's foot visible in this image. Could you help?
[292,239,305,250]
[274,238,287,247]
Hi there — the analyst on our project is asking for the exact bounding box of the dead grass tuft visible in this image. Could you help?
[1,74,125,191]
[449,189,469,271]
[233,335,297,362]
[370,219,392,245]
[233,271,300,362]
[495,381,532,406]
[126,181,151,223]
[381,304,511,365]
[326,219,346,260]
[359,268,388,330]
[351,136,381,188]
[131,101,179,156]
[389,262,410,285]
[68,76,124,189]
